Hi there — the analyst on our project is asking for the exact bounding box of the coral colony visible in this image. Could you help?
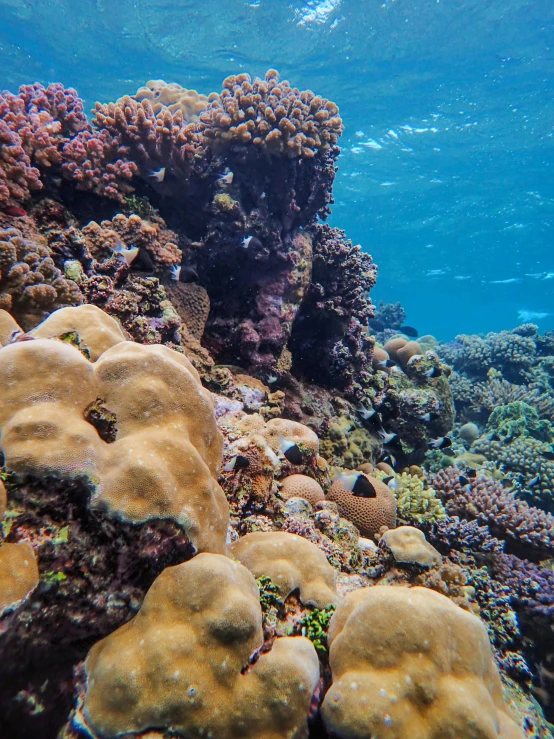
[0,72,553,739]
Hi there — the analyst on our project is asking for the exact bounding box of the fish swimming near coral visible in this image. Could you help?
[147,166,166,182]
[375,359,396,370]
[425,366,442,379]
[332,471,377,498]
[279,438,304,465]
[367,318,385,332]
[428,436,452,450]
[217,171,234,186]
[2,205,27,217]
[110,241,139,266]
[382,475,398,491]
[170,264,199,283]
[242,235,263,250]
[378,429,398,445]
[399,325,419,338]
[419,412,438,422]
[224,455,250,472]
[356,403,377,420]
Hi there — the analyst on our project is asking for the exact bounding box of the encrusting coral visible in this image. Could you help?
[70,553,320,739]
[321,586,524,739]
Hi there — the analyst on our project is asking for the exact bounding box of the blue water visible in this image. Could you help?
[1,0,553,339]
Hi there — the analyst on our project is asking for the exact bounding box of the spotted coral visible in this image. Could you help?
[326,473,396,540]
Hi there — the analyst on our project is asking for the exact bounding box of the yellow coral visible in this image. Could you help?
[375,469,447,525]
[79,553,319,739]
[322,586,523,739]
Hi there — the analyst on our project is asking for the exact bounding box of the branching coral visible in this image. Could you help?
[0,225,82,329]
[133,79,218,121]
[374,469,447,525]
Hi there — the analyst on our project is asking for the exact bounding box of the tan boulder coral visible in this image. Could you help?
[76,553,319,739]
[280,474,325,507]
[231,531,338,608]
[326,473,396,540]
[321,586,523,739]
[133,79,218,121]
[381,526,441,568]
[0,308,21,346]
[261,417,319,465]
[29,303,127,360]
[0,305,228,553]
[0,541,39,614]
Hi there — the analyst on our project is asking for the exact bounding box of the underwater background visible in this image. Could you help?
[1,0,552,339]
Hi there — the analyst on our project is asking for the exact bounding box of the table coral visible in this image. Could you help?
[321,586,523,739]
[230,531,338,608]
[0,225,82,329]
[73,553,319,739]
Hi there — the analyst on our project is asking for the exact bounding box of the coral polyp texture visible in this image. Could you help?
[72,553,320,739]
[133,79,219,121]
[0,304,228,553]
[321,586,523,739]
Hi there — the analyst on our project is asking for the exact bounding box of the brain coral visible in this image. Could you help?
[0,304,228,553]
[0,226,82,329]
[198,69,343,157]
[77,553,319,739]
[230,531,337,608]
[326,474,397,539]
[321,586,523,739]
[280,474,325,506]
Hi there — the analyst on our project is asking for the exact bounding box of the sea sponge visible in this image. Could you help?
[230,531,337,608]
[381,525,441,567]
[77,553,319,739]
[321,586,523,739]
[0,226,82,329]
[198,69,343,158]
[0,305,228,554]
[29,303,126,360]
[326,474,396,539]
[133,80,219,121]
[280,474,325,506]
[0,541,39,614]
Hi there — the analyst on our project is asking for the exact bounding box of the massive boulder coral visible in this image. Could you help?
[321,586,523,739]
[70,553,320,739]
[0,304,228,553]
[230,531,338,608]
[0,224,82,329]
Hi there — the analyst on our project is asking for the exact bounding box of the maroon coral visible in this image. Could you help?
[198,69,343,158]
[431,467,554,558]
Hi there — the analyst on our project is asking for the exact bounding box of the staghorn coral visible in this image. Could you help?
[321,586,523,739]
[289,223,376,398]
[0,304,228,554]
[71,553,319,739]
[0,225,82,329]
[133,79,218,121]
[431,468,554,558]
[198,69,343,158]
[230,530,338,608]
[326,473,396,540]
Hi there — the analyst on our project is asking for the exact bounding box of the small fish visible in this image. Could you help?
[378,429,398,445]
[375,359,396,370]
[147,167,166,182]
[380,453,397,467]
[2,205,27,217]
[279,438,304,466]
[224,455,250,472]
[267,374,278,384]
[425,366,442,379]
[503,433,515,444]
[241,235,262,250]
[428,436,452,450]
[541,449,554,461]
[399,325,418,338]
[487,433,501,442]
[217,171,234,186]
[170,265,182,281]
[357,404,377,420]
[527,475,540,488]
[458,475,470,486]
[367,318,385,332]
[382,475,398,491]
[333,471,377,498]
[442,448,456,457]
[170,264,198,283]
[466,469,477,478]
[111,240,139,266]
[419,412,437,422]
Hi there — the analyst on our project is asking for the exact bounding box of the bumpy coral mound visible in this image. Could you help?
[280,474,325,506]
[230,531,337,607]
[0,307,20,345]
[0,540,39,614]
[198,69,343,157]
[321,586,523,739]
[381,525,441,567]
[133,79,218,121]
[261,417,319,455]
[82,213,181,272]
[0,305,228,553]
[76,553,319,739]
[0,226,82,329]
[326,474,396,539]
[375,469,447,525]
[29,303,126,360]
[163,281,210,340]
